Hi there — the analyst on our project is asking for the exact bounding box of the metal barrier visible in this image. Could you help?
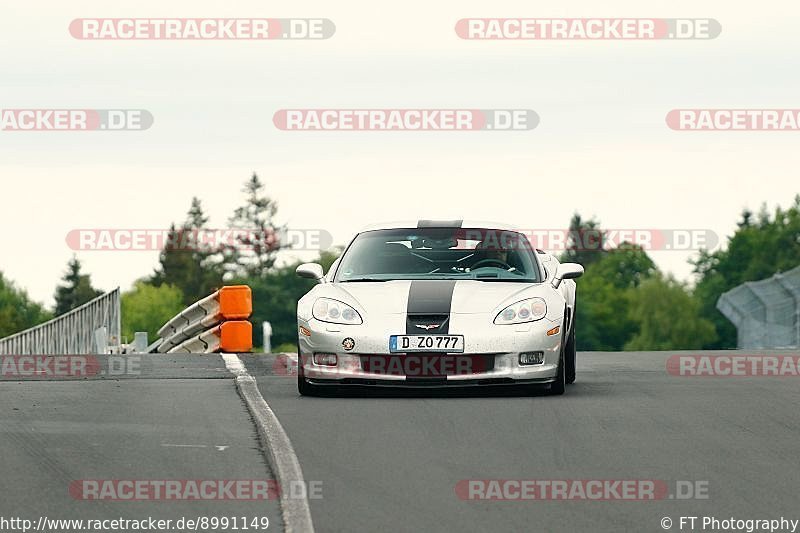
[717,265,800,349]
[0,288,121,355]
[155,285,253,353]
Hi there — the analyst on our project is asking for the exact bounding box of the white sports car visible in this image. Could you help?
[295,220,583,395]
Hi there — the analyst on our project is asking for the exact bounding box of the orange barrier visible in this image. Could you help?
[219,321,253,352]
[155,285,254,353]
[219,285,252,319]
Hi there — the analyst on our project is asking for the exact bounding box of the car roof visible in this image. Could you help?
[358,220,518,232]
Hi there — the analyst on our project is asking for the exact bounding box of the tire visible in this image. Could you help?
[565,316,576,385]
[297,372,318,396]
[548,321,567,396]
[297,371,321,396]
[297,347,321,396]
[548,353,566,395]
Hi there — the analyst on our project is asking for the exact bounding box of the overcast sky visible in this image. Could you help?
[1,0,798,306]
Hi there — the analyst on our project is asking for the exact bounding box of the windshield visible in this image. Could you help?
[334,228,542,282]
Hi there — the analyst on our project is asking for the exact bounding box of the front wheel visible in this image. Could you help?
[298,369,322,396]
[548,349,566,395]
[297,348,321,396]
[298,373,316,396]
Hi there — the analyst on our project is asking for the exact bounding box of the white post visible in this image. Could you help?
[262,321,273,353]
[94,326,108,354]
[133,332,148,353]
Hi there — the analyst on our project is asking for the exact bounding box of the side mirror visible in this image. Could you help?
[296,263,325,282]
[551,263,584,288]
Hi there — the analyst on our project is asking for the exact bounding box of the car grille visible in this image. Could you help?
[406,314,449,334]
[359,354,495,377]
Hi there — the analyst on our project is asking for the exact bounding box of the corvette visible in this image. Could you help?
[295,220,583,395]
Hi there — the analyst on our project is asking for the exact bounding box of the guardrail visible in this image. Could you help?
[717,264,800,349]
[155,285,253,353]
[0,288,121,355]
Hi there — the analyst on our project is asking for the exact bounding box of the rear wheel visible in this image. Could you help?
[565,316,576,385]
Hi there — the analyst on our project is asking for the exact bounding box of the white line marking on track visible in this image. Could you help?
[222,353,315,533]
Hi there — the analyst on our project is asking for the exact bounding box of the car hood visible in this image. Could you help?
[320,280,552,315]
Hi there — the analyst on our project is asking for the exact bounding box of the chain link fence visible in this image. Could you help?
[0,288,121,355]
[717,265,800,349]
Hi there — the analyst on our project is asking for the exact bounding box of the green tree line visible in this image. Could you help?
[2,178,799,352]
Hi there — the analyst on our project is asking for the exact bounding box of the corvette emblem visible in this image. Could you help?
[415,324,440,330]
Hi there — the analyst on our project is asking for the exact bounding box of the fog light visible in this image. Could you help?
[313,353,337,366]
[519,351,544,365]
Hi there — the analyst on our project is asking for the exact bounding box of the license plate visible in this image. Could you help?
[389,335,464,353]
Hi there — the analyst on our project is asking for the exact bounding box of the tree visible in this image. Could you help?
[239,248,342,350]
[226,172,284,279]
[568,227,656,350]
[692,195,800,348]
[121,280,185,343]
[574,268,633,351]
[587,242,657,290]
[316,248,342,272]
[186,195,209,228]
[53,257,103,316]
[0,272,51,338]
[246,265,313,350]
[151,197,224,306]
[561,213,607,268]
[625,275,717,351]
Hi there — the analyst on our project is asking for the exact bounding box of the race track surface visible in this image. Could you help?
[3,351,798,533]
[0,355,281,532]
[244,350,799,533]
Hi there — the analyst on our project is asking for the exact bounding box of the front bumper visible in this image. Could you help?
[297,315,563,386]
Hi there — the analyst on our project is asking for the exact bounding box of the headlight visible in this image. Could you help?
[312,298,363,324]
[494,298,547,324]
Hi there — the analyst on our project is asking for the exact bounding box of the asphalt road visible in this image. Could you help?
[4,351,799,533]
[243,350,800,533]
[0,355,282,532]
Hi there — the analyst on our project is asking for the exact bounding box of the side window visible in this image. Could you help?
[539,254,559,281]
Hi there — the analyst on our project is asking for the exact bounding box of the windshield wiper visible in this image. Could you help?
[474,278,535,282]
[340,278,390,282]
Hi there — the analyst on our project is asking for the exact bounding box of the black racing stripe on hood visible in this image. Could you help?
[406,280,456,334]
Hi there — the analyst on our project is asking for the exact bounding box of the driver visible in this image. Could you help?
[471,240,511,270]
